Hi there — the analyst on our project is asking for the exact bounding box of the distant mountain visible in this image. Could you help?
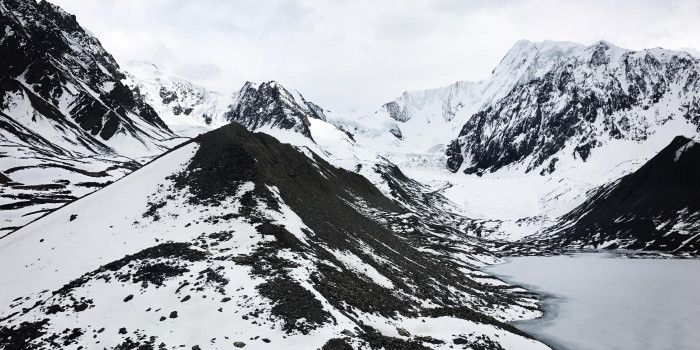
[536,135,700,253]
[223,81,327,139]
[125,62,327,139]
[0,0,180,234]
[0,123,547,350]
[341,40,700,176]
[123,61,230,136]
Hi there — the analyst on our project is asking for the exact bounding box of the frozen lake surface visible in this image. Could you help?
[484,253,700,350]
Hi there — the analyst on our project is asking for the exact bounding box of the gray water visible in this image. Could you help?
[484,253,700,350]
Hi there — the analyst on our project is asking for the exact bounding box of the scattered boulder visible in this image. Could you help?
[322,338,353,350]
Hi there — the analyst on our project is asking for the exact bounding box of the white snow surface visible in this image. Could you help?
[0,143,201,306]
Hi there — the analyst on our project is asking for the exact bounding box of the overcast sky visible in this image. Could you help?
[49,0,700,111]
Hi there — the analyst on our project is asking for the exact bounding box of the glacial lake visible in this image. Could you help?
[483,253,700,350]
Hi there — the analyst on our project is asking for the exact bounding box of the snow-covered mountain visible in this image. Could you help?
[123,61,231,137]
[0,0,177,157]
[0,0,181,234]
[448,40,700,176]
[533,135,700,252]
[2,2,698,347]
[0,123,548,350]
[356,39,700,177]
[125,62,328,139]
[329,40,700,227]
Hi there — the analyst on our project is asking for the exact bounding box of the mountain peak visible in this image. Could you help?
[262,80,281,88]
[225,80,327,138]
[445,37,700,175]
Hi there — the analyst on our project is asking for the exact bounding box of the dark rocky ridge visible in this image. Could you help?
[536,135,700,252]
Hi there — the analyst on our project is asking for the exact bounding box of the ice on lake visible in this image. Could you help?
[484,253,700,350]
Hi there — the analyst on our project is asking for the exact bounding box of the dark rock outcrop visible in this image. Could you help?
[540,136,700,252]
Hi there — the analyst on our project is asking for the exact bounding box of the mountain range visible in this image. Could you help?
[1,0,699,349]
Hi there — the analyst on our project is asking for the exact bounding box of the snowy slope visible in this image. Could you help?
[532,135,700,253]
[0,0,184,234]
[0,0,178,157]
[0,123,548,350]
[0,144,141,235]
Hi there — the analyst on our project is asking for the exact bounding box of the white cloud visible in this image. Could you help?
[49,0,700,111]
[173,63,223,82]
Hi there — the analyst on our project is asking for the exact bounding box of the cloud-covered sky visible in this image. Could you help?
[49,0,700,111]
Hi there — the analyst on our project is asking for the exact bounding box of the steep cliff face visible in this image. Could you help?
[0,0,175,157]
[447,41,700,175]
[0,0,181,234]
